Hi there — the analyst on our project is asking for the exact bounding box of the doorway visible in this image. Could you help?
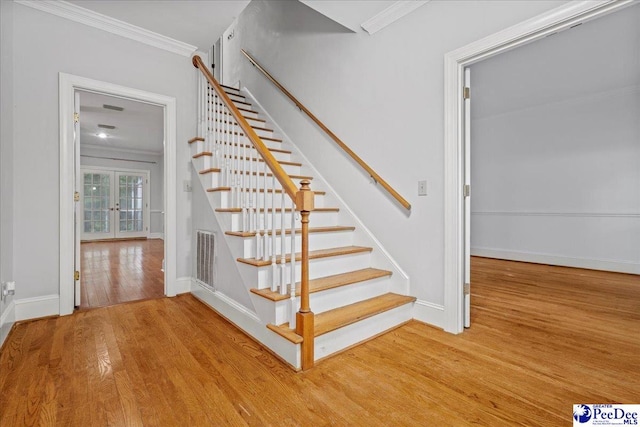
[442,0,636,334]
[59,73,178,316]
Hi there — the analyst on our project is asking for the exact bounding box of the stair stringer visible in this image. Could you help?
[189,165,302,369]
[242,87,411,298]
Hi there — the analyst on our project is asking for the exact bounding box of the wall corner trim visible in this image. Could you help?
[361,1,430,35]
[15,0,197,57]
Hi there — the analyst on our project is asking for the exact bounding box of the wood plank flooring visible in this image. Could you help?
[1,257,638,426]
[79,239,164,310]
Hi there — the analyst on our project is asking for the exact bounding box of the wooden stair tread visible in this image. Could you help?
[314,293,416,337]
[193,153,299,166]
[228,225,355,238]
[238,245,372,267]
[267,323,303,344]
[207,187,325,195]
[191,138,288,153]
[192,152,212,158]
[220,84,240,92]
[216,207,338,213]
[207,131,284,144]
[251,268,391,302]
[215,119,271,132]
[211,98,252,107]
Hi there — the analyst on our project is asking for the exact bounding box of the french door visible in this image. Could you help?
[81,168,149,241]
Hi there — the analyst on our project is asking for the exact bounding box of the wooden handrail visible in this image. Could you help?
[192,55,299,203]
[241,49,411,211]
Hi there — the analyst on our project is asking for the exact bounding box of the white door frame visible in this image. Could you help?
[80,166,151,241]
[59,73,178,315]
[442,0,635,334]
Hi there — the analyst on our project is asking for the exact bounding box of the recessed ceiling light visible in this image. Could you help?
[97,132,108,139]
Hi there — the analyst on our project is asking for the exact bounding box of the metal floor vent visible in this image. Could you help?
[196,230,216,288]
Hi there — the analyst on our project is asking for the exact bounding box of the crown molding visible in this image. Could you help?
[15,0,197,57]
[361,1,430,35]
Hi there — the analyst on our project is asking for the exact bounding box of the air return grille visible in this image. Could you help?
[196,230,216,288]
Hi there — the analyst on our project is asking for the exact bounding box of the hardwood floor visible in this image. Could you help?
[1,257,638,426]
[79,239,164,310]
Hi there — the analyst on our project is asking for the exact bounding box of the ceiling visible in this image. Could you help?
[79,91,164,155]
[66,0,251,50]
[299,1,397,33]
[471,3,640,120]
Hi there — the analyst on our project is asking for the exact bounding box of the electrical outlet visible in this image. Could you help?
[418,180,427,196]
[1,281,15,299]
[183,180,192,192]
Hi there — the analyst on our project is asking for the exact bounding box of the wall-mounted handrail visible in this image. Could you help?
[193,55,298,202]
[241,49,411,211]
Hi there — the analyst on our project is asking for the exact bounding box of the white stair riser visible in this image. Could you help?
[215,107,259,120]
[190,136,283,157]
[271,276,391,325]
[228,229,354,259]
[314,303,413,361]
[207,190,324,209]
[225,93,245,103]
[193,156,301,176]
[240,251,373,289]
[199,172,310,191]
[219,209,338,232]
[191,143,291,163]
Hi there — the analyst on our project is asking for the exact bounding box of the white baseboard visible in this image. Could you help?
[412,299,445,329]
[15,294,60,321]
[190,279,300,369]
[471,247,640,275]
[173,276,192,295]
[0,300,16,347]
[148,233,164,240]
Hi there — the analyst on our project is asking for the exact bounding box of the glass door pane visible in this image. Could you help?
[115,172,147,238]
[80,170,114,241]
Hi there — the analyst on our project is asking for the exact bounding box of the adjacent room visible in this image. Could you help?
[77,91,166,309]
[468,4,639,327]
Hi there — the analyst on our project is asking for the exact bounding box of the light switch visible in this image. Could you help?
[183,180,193,192]
[418,180,427,196]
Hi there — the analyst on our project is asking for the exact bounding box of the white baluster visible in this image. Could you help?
[197,76,202,137]
[249,128,255,236]
[280,189,287,295]
[271,175,277,292]
[262,160,269,261]
[214,93,219,169]
[241,138,247,232]
[255,142,262,260]
[289,202,297,329]
[232,122,237,207]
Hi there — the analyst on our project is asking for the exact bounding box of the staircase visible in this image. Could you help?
[189,57,414,370]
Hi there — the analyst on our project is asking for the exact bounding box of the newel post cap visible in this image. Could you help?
[295,180,314,212]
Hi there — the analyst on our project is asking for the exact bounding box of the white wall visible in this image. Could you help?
[12,4,196,303]
[0,0,16,344]
[226,0,566,307]
[191,168,254,309]
[81,146,164,236]
[470,5,640,274]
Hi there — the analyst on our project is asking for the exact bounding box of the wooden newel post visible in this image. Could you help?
[295,180,314,370]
